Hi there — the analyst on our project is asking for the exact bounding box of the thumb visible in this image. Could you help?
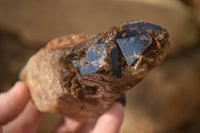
[0,82,29,125]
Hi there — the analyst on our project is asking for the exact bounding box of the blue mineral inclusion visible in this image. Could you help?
[116,34,152,66]
[110,46,121,78]
[77,21,162,74]
[122,21,162,36]
[78,43,106,75]
[116,21,162,66]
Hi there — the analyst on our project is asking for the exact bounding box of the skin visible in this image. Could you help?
[0,82,124,133]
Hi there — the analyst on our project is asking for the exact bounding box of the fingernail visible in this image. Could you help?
[115,94,126,107]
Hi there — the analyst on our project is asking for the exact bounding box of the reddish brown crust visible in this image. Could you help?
[46,34,92,51]
[20,21,170,122]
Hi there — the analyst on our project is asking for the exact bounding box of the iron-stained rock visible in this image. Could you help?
[20,20,170,121]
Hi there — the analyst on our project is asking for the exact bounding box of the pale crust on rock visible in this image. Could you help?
[20,34,92,116]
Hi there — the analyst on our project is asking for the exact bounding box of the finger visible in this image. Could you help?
[53,117,85,133]
[76,122,96,133]
[3,101,43,133]
[53,103,124,133]
[53,116,96,133]
[93,102,124,133]
[0,82,29,125]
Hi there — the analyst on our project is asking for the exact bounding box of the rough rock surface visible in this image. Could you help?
[20,20,169,121]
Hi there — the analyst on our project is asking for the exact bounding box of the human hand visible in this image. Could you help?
[0,82,124,133]
[0,82,42,133]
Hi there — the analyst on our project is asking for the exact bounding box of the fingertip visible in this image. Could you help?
[14,81,26,89]
[110,102,124,119]
[0,81,30,125]
[53,118,83,133]
[6,81,30,111]
[3,101,43,133]
[93,102,124,133]
[12,81,29,96]
[103,102,124,124]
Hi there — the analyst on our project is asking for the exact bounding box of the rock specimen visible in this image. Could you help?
[20,20,170,121]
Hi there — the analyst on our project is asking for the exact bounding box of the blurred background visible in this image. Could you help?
[0,0,200,132]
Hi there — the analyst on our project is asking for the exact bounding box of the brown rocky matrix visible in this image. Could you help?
[20,20,170,121]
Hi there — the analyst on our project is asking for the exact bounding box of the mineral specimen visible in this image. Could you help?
[20,20,170,121]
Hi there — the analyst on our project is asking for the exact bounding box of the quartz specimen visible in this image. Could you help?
[20,20,170,121]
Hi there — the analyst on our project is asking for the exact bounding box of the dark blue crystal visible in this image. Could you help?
[110,46,121,78]
[122,21,162,36]
[116,35,152,66]
[116,21,160,66]
[78,43,107,75]
[76,21,163,74]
